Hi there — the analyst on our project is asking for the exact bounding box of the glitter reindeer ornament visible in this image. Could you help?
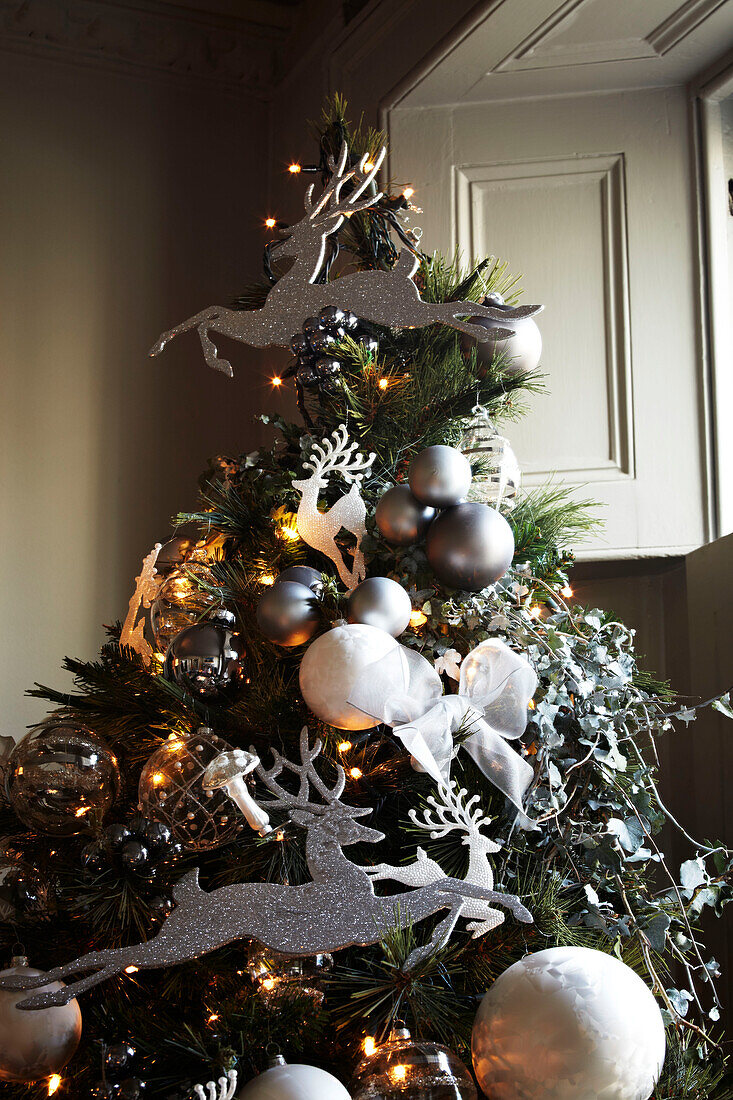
[292,424,375,589]
[149,143,541,374]
[120,543,164,666]
[1,730,531,1010]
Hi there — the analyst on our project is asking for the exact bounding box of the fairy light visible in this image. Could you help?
[264,217,276,229]
[409,610,428,629]
[125,965,139,974]
[392,1065,408,1082]
[271,375,282,388]
[275,830,285,841]
[560,584,574,598]
[279,523,300,542]
[260,573,276,586]
[337,740,353,753]
[208,1013,219,1023]
[47,1075,62,1096]
[378,378,389,390]
[261,977,276,991]
[349,767,363,780]
[402,186,415,199]
[364,160,375,172]
[74,805,91,817]
[528,698,536,710]
[363,1036,376,1056]
[288,163,302,174]
[529,605,542,620]
[152,772,165,787]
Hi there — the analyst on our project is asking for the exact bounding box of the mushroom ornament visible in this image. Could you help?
[202,750,272,836]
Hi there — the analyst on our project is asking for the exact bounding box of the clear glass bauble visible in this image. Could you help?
[149,564,218,651]
[247,944,333,1004]
[138,727,244,851]
[6,721,121,835]
[351,1028,477,1100]
[461,408,520,512]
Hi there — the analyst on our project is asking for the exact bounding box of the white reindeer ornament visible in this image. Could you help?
[292,424,375,590]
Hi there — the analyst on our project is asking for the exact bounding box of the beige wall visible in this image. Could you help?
[0,51,273,737]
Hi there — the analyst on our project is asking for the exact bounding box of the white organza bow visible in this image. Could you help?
[348,638,537,819]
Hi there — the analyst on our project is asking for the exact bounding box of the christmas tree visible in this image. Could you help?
[0,98,731,1100]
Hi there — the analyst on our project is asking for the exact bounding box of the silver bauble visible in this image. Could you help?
[408,445,472,508]
[7,722,120,835]
[462,313,542,374]
[257,581,319,647]
[471,946,666,1100]
[164,608,246,698]
[426,502,514,590]
[352,1027,477,1100]
[0,955,81,1082]
[299,623,398,730]
[374,485,436,546]
[346,577,412,637]
[275,565,324,595]
[237,1055,350,1100]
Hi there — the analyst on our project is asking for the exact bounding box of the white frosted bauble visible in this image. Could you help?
[237,1060,350,1100]
[472,946,665,1100]
[0,957,82,1082]
[299,623,398,730]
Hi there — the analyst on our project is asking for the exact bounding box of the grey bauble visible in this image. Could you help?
[346,577,412,637]
[408,445,472,508]
[375,485,436,546]
[0,955,82,1082]
[275,565,324,595]
[257,581,320,647]
[462,310,542,374]
[163,608,246,698]
[426,502,514,591]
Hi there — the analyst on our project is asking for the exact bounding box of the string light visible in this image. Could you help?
[529,605,543,620]
[378,378,389,390]
[363,160,375,172]
[208,1013,219,1023]
[261,977,276,991]
[288,163,302,174]
[47,1076,62,1096]
[528,699,536,710]
[275,830,285,841]
[125,965,139,974]
[271,375,282,387]
[363,1036,376,1056]
[560,584,574,598]
[278,523,300,542]
[391,1065,408,1082]
[403,186,415,199]
[151,772,165,787]
[260,573,276,586]
[349,766,363,780]
[337,740,353,753]
[409,609,428,629]
[264,217,276,229]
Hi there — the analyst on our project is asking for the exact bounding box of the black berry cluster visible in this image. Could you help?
[89,1041,145,1099]
[82,816,182,917]
[290,306,378,390]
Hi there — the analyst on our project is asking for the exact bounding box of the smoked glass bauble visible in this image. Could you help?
[7,722,120,835]
[257,581,320,647]
[471,946,666,1100]
[237,1055,350,1100]
[299,623,398,730]
[461,410,520,511]
[375,485,436,546]
[149,564,217,651]
[351,1027,476,1100]
[347,577,412,637]
[164,608,247,699]
[408,445,472,508]
[0,955,82,1082]
[138,727,243,851]
[426,502,514,591]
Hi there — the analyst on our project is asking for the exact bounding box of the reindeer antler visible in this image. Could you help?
[302,424,375,485]
[410,781,496,842]
[255,727,347,814]
[304,142,386,227]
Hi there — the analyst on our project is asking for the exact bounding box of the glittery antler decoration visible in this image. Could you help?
[120,543,163,666]
[192,1070,237,1100]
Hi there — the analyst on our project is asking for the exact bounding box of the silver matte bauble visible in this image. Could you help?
[426,502,514,590]
[6,722,120,835]
[462,312,542,375]
[346,577,412,637]
[0,955,81,1082]
[408,445,472,508]
[164,608,246,698]
[299,623,398,730]
[471,946,666,1100]
[374,485,436,546]
[275,565,324,594]
[237,1055,350,1100]
[257,581,319,647]
[352,1027,477,1100]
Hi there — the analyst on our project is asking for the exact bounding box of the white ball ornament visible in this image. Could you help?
[471,946,666,1100]
[0,954,82,1082]
[236,1055,350,1100]
[299,623,398,730]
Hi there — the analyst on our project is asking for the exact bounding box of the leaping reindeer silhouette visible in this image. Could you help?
[1,730,531,1011]
[149,143,541,375]
[292,424,375,589]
